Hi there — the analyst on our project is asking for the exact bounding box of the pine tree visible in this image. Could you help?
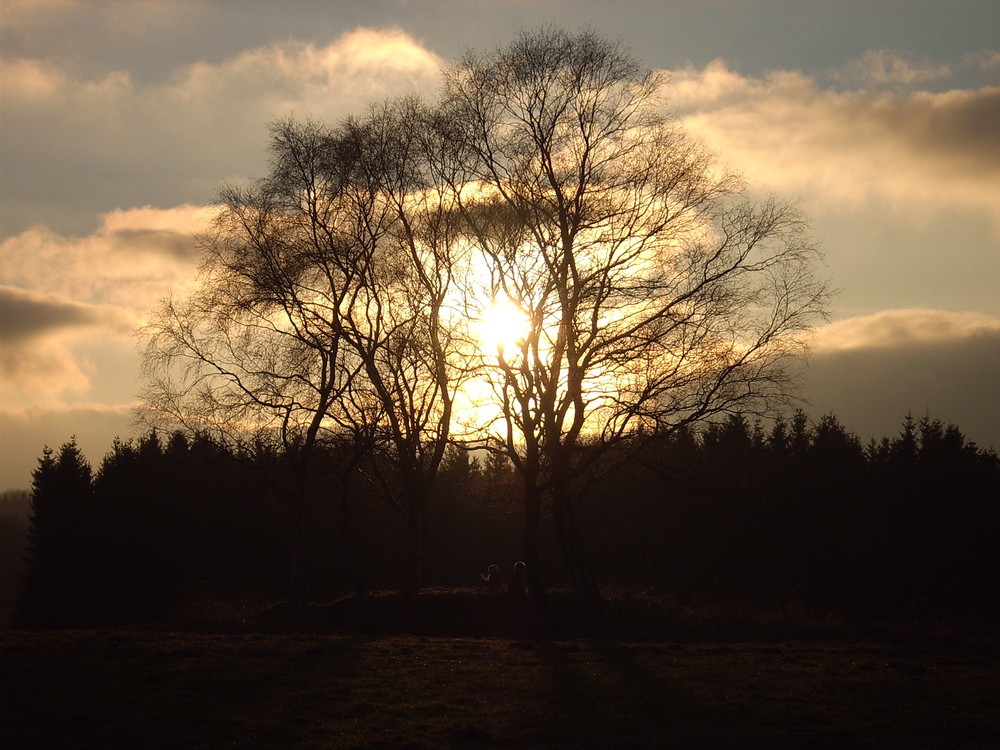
[13,439,94,627]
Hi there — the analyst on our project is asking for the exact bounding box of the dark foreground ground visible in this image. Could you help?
[2,624,999,749]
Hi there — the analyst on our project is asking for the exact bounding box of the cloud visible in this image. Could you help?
[668,60,1000,226]
[802,310,1000,450]
[0,205,213,405]
[965,49,1000,73]
[1,27,443,236]
[1,26,439,109]
[0,341,90,401]
[0,53,133,109]
[830,50,952,88]
[0,285,132,343]
[161,27,442,124]
[99,204,214,263]
[0,55,66,100]
[811,309,1000,352]
[0,285,135,401]
[198,27,439,87]
[0,204,212,310]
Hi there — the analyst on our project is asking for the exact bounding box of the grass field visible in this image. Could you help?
[1,626,998,749]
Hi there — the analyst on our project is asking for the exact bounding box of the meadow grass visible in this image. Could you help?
[1,625,998,748]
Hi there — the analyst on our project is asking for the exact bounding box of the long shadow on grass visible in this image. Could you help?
[585,642,870,750]
[534,641,750,749]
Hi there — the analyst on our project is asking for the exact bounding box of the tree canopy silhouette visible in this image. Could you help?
[441,27,828,599]
[140,27,828,603]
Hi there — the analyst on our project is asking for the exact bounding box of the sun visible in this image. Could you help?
[477,298,530,353]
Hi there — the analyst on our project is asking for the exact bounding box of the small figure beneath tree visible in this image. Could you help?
[507,560,532,638]
[480,563,501,590]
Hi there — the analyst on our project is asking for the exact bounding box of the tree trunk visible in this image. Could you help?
[339,487,369,598]
[552,488,600,601]
[522,481,548,633]
[288,488,308,604]
[404,482,427,591]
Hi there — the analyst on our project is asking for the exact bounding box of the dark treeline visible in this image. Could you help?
[584,413,1000,619]
[9,411,1000,629]
[0,489,31,626]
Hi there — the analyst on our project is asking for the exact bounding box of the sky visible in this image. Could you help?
[1,0,999,489]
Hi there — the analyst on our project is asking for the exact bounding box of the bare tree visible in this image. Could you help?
[141,106,464,594]
[442,28,830,600]
[141,118,366,598]
[333,100,468,588]
[142,27,828,603]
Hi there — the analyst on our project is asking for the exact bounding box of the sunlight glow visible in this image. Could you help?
[477,298,530,353]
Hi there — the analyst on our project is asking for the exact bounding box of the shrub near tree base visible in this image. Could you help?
[255,589,523,638]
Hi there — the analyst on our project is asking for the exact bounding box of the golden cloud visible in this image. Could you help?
[811,309,1000,352]
[3,26,438,110]
[0,56,66,101]
[0,205,213,310]
[0,54,132,109]
[668,60,1000,224]
[0,286,137,403]
[0,340,91,401]
[163,27,442,119]
[0,204,215,405]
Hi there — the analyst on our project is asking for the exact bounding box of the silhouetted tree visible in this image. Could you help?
[12,404,1000,629]
[142,104,468,593]
[442,28,829,601]
[0,490,31,626]
[14,440,94,627]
